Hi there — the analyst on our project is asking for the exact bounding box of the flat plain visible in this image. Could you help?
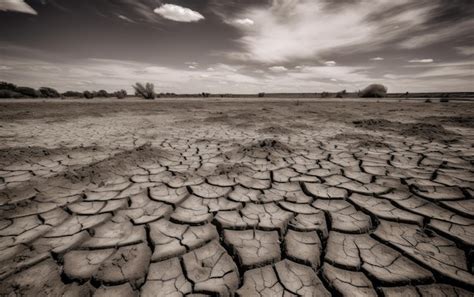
[0,98,473,296]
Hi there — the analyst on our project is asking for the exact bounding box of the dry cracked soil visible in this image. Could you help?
[0,98,473,297]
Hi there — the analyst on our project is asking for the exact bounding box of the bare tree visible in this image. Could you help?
[133,83,156,99]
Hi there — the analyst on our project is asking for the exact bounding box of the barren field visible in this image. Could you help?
[0,98,473,296]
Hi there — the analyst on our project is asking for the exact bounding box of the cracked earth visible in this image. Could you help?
[0,98,473,296]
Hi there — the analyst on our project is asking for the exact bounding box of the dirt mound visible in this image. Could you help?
[288,122,312,129]
[400,123,460,143]
[424,116,474,128]
[204,115,230,123]
[352,119,396,130]
[239,139,294,155]
[257,125,294,134]
[353,119,460,143]
[61,144,165,185]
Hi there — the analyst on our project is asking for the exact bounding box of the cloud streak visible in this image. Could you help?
[409,59,434,63]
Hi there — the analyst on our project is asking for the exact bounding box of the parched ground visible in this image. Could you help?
[0,98,473,296]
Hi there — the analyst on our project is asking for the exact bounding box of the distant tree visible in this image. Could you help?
[115,89,127,99]
[0,90,23,98]
[0,81,17,91]
[133,82,156,99]
[201,92,210,97]
[16,87,41,98]
[258,92,265,98]
[95,90,109,98]
[62,91,84,98]
[321,92,330,98]
[39,87,60,98]
[360,84,387,98]
[336,90,347,98]
[83,91,94,99]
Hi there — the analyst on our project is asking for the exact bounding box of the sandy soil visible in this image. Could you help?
[0,98,473,296]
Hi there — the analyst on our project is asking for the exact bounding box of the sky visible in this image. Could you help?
[0,0,473,93]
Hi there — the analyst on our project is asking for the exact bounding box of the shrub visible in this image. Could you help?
[440,98,450,103]
[360,84,388,98]
[258,92,265,98]
[16,87,41,98]
[115,89,127,99]
[201,92,210,97]
[0,89,23,98]
[425,99,432,103]
[321,92,330,98]
[62,91,84,98]
[133,82,156,99]
[336,90,347,98]
[96,90,109,98]
[0,81,17,91]
[39,87,60,98]
[83,91,94,99]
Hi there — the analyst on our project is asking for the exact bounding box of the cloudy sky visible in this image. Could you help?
[0,0,473,93]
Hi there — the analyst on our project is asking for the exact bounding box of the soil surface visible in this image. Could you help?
[0,98,473,296]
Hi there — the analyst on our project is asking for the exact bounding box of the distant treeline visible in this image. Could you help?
[1,81,473,99]
[0,81,127,99]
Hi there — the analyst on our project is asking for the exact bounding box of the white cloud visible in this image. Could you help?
[0,0,37,15]
[324,61,337,67]
[224,0,434,63]
[154,4,204,22]
[370,57,384,61]
[409,59,434,63]
[228,18,254,27]
[268,66,288,73]
[456,46,474,56]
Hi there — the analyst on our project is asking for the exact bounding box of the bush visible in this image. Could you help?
[62,91,84,98]
[425,99,432,103]
[440,98,450,103]
[336,90,347,98]
[95,90,109,98]
[115,89,127,99]
[258,92,265,98]
[0,89,23,98]
[39,87,60,98]
[0,81,17,91]
[360,84,387,98]
[133,83,155,99]
[83,91,94,99]
[16,87,41,98]
[321,92,330,98]
[201,92,210,97]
